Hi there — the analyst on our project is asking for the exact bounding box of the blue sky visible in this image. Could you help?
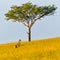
[0,0,60,44]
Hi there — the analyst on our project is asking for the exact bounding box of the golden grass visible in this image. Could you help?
[0,37,60,60]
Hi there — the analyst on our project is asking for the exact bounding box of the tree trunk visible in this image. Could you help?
[28,27,31,42]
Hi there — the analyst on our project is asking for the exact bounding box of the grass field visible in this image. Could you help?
[0,37,60,60]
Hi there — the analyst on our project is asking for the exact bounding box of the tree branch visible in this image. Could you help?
[30,14,45,27]
[22,22,28,27]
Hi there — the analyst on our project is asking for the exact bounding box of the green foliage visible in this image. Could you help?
[5,2,56,23]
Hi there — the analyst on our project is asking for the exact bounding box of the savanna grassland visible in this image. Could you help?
[0,37,60,60]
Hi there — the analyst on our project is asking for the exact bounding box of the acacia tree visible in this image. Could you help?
[5,2,56,42]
